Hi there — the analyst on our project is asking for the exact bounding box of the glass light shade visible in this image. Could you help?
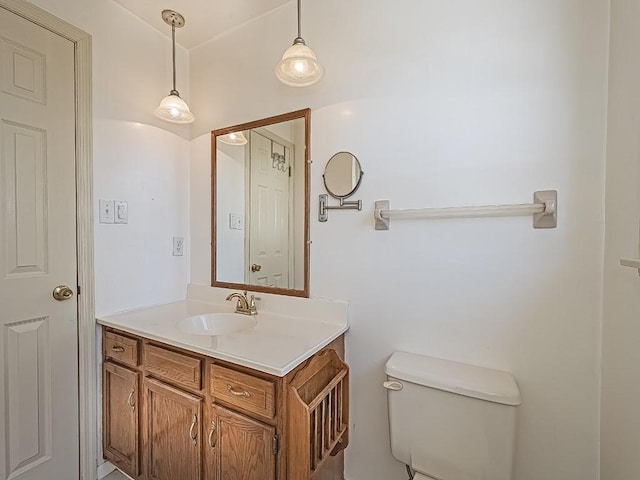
[275,42,324,87]
[219,131,248,146]
[154,93,194,124]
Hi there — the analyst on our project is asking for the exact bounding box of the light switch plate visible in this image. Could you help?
[99,200,115,224]
[114,201,128,224]
[173,236,184,256]
[229,213,243,230]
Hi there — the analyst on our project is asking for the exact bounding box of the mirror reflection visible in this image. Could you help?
[212,109,310,297]
[323,152,363,199]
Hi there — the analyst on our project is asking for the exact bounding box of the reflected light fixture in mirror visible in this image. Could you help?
[154,10,194,124]
[218,132,248,146]
[275,0,324,87]
[212,109,311,297]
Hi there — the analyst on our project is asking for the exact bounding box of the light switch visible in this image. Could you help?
[229,213,243,230]
[114,201,128,224]
[99,200,115,224]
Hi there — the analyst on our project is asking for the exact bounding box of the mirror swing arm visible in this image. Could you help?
[318,195,362,222]
[318,151,364,222]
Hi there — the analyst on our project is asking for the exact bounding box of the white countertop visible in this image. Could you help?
[97,299,349,377]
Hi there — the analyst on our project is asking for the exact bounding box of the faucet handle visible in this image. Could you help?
[248,295,260,314]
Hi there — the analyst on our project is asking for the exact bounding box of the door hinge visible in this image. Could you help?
[288,166,292,177]
[77,285,81,295]
[272,435,278,455]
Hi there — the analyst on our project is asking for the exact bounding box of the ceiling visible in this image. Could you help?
[113,0,290,49]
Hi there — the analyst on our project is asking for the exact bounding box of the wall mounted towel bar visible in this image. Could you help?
[620,258,640,276]
[374,190,557,230]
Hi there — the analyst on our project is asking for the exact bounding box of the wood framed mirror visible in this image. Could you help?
[211,108,310,297]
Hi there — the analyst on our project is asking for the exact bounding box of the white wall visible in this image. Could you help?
[600,0,640,478]
[28,0,191,316]
[190,1,609,479]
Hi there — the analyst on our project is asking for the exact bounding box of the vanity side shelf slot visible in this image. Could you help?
[287,349,349,479]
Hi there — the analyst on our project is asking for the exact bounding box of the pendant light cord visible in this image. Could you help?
[296,0,302,41]
[171,21,177,94]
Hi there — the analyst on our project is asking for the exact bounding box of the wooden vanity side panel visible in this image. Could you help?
[280,336,346,480]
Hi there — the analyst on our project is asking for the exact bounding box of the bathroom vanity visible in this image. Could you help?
[98,296,349,480]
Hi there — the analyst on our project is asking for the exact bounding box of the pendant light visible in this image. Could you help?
[154,10,194,124]
[275,0,324,87]
[219,132,248,146]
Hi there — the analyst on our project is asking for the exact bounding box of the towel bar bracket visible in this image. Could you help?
[533,190,557,229]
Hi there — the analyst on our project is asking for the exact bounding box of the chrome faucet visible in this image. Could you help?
[226,291,259,315]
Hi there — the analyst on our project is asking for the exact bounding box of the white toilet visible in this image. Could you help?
[384,351,521,480]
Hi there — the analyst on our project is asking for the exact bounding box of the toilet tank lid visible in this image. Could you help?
[385,351,522,406]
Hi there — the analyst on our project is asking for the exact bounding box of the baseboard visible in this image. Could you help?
[96,461,116,479]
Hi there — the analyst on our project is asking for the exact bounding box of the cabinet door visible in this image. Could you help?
[209,405,276,480]
[144,377,203,480]
[103,361,139,478]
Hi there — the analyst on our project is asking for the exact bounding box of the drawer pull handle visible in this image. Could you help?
[227,384,251,397]
[208,421,216,449]
[189,414,198,445]
[111,345,125,353]
[127,389,135,410]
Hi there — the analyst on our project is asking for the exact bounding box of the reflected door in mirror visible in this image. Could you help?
[249,130,290,288]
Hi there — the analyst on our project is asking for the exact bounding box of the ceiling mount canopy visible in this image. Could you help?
[275,0,324,87]
[154,9,195,124]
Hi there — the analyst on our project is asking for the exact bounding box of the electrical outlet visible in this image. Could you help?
[173,236,184,256]
[99,200,115,223]
[114,201,128,224]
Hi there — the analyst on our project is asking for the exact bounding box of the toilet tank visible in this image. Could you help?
[385,352,521,480]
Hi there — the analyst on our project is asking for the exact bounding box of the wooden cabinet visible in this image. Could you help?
[103,361,139,478]
[207,404,275,480]
[143,378,203,480]
[102,327,347,480]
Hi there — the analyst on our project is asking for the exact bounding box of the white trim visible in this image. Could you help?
[0,1,95,479]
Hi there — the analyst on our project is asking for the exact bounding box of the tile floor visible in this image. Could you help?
[103,469,130,480]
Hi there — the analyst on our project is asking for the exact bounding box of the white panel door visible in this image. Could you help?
[248,131,290,288]
[0,7,78,480]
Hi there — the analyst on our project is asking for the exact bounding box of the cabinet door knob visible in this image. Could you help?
[189,414,198,446]
[208,421,216,449]
[251,263,262,272]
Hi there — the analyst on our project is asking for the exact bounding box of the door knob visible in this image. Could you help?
[52,285,74,301]
[251,264,262,272]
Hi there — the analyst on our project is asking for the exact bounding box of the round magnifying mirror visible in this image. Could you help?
[323,152,363,199]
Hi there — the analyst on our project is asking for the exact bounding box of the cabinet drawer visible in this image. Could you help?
[210,365,275,419]
[103,331,139,367]
[144,343,202,391]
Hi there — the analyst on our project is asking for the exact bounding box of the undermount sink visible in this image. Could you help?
[179,313,257,336]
